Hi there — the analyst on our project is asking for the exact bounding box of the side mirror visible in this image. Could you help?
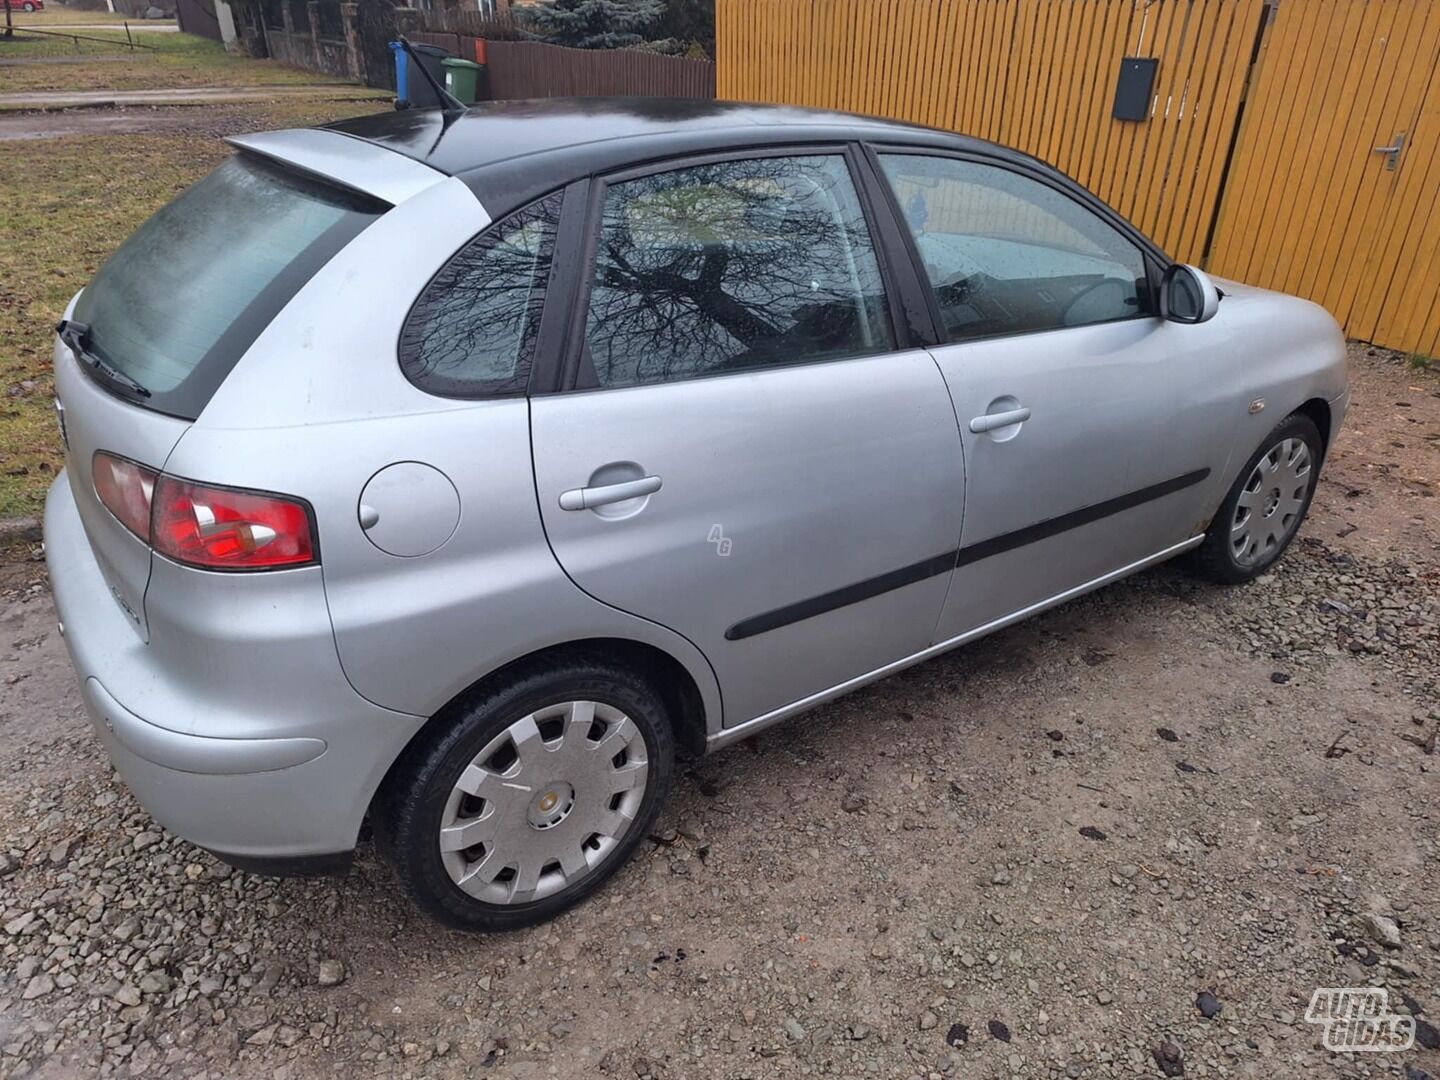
[1160,264,1221,324]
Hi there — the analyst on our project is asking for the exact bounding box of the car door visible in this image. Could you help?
[530,149,966,727]
[871,149,1241,643]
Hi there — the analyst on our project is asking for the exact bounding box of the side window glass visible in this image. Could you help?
[878,154,1149,343]
[584,155,895,388]
[400,192,561,396]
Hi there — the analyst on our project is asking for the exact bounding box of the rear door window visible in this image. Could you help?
[72,154,382,420]
[581,154,895,388]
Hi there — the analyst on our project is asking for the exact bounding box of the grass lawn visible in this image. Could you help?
[0,27,347,92]
[0,97,385,518]
[3,6,167,25]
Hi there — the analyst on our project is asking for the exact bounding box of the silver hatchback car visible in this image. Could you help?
[46,100,1347,930]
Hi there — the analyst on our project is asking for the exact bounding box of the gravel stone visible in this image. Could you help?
[1362,912,1402,949]
[317,959,346,987]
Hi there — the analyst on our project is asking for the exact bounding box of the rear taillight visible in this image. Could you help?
[92,452,157,541]
[152,478,316,570]
[92,451,317,571]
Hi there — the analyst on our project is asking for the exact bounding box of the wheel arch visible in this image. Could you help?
[1293,397,1333,457]
[370,636,712,828]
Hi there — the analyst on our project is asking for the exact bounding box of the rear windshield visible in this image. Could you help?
[72,154,383,420]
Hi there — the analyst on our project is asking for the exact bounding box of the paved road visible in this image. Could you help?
[15,20,180,30]
[0,84,389,109]
[9,19,178,30]
[0,54,136,64]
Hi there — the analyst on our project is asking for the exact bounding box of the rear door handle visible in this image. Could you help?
[559,475,663,511]
[969,407,1032,433]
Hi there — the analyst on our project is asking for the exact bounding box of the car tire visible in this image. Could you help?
[1190,412,1323,585]
[23,3,36,10]
[378,656,674,932]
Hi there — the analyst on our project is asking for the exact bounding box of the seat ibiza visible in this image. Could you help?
[45,99,1347,930]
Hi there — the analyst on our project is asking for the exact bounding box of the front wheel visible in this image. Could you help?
[1190,412,1322,584]
[379,658,674,931]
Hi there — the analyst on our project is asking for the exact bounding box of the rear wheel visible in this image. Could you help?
[1191,413,1322,584]
[379,658,674,931]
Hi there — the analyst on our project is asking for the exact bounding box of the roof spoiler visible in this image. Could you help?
[225,129,447,206]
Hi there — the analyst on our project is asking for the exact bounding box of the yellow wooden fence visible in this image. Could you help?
[1208,0,1440,356]
[717,0,1440,356]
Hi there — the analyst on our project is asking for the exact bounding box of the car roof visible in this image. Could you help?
[323,97,1034,216]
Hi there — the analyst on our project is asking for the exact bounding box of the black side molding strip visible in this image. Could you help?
[953,468,1210,569]
[723,468,1210,642]
[725,551,957,641]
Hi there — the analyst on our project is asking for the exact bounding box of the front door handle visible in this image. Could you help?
[559,474,663,511]
[969,406,1032,433]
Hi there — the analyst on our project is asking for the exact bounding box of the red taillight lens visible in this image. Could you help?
[92,452,157,541]
[151,477,317,571]
[92,451,317,571]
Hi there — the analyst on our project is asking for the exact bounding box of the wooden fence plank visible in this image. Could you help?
[1329,0,1434,336]
[1351,0,1440,340]
[1180,0,1259,260]
[480,40,715,100]
[1070,0,1105,186]
[1374,56,1440,349]
[1153,0,1222,254]
[1129,0,1198,245]
[1268,0,1366,295]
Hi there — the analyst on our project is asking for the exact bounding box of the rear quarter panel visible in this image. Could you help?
[51,292,192,641]
[169,176,723,729]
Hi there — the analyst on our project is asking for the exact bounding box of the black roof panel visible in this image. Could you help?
[325,97,997,179]
[323,98,1169,274]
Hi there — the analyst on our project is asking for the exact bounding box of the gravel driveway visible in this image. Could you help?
[1,346,1436,1080]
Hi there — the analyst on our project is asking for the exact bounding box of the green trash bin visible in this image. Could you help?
[442,58,481,105]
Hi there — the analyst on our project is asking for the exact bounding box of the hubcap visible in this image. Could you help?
[439,701,648,905]
[1231,436,1311,567]
[528,782,574,829]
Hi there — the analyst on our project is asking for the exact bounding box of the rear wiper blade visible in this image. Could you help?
[55,319,151,399]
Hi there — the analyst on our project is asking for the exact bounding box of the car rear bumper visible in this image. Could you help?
[45,469,427,869]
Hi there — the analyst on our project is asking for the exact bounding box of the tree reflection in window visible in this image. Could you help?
[400,192,561,397]
[584,156,894,388]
